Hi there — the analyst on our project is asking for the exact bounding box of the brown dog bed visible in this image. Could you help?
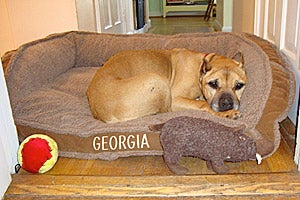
[3,31,295,160]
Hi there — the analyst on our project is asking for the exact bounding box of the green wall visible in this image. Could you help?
[148,0,162,16]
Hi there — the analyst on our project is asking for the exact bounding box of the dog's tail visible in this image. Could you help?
[148,123,165,131]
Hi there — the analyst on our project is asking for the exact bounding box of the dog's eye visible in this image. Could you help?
[235,82,245,90]
[208,80,218,89]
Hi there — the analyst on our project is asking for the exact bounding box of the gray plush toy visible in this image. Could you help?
[151,116,262,174]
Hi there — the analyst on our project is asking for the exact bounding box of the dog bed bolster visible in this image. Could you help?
[3,31,295,160]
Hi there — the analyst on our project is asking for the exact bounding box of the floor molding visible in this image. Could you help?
[280,117,296,151]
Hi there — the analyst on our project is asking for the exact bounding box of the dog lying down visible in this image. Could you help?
[86,48,247,123]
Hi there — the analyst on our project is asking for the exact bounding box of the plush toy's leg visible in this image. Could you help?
[256,138,274,157]
[206,160,214,171]
[167,163,188,175]
[207,159,230,174]
[163,154,188,175]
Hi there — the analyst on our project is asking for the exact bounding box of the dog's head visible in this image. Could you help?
[200,52,247,112]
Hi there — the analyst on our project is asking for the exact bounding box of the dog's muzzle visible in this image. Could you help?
[211,92,239,112]
[219,93,234,111]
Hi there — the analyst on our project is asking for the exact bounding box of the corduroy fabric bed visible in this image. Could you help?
[3,31,295,160]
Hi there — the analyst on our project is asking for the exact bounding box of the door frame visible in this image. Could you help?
[254,0,300,170]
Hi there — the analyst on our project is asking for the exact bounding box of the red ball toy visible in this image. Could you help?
[18,134,58,173]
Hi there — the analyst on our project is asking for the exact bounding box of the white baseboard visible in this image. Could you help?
[133,19,151,34]
[214,19,232,32]
[222,26,232,32]
[149,11,162,17]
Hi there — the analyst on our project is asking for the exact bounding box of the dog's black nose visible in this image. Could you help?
[218,93,234,111]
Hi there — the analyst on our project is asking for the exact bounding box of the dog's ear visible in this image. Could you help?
[232,52,244,67]
[201,53,215,74]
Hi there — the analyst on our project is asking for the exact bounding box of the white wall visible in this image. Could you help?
[223,0,233,32]
[232,0,255,33]
[215,0,255,33]
[0,144,11,198]
[215,0,233,32]
[0,1,78,196]
[0,0,14,56]
[148,0,162,16]
[0,59,19,198]
[75,0,97,32]
[0,0,78,56]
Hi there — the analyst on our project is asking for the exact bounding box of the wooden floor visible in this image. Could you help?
[5,137,300,199]
[5,17,300,199]
[13,136,297,176]
[148,16,217,35]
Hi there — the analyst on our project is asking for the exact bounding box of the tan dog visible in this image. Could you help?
[86,48,246,123]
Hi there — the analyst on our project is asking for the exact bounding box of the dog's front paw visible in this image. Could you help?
[218,110,241,119]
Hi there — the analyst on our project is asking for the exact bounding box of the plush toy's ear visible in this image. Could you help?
[201,53,216,74]
[148,123,165,131]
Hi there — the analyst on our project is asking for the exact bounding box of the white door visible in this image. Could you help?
[76,0,138,34]
[95,0,126,34]
[254,0,300,169]
[254,0,300,70]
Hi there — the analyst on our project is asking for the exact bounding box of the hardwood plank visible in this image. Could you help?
[79,159,95,175]
[5,173,300,199]
[266,139,296,173]
[84,156,147,176]
[143,156,173,175]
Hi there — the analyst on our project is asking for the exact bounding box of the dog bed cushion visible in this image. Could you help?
[3,31,295,160]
